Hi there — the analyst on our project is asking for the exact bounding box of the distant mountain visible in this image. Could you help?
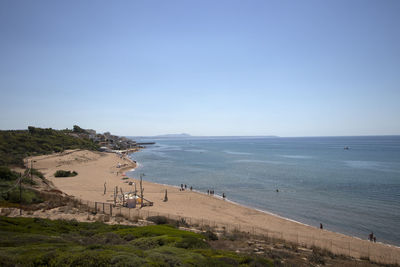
[127,134,279,140]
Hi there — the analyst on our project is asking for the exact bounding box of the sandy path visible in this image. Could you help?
[30,150,400,265]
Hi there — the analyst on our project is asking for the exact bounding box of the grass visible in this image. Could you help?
[0,216,273,266]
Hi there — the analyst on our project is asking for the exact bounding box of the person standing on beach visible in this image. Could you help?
[320,223,323,229]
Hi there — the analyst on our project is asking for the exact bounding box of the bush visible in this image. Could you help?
[0,166,19,181]
[203,230,218,241]
[54,170,78,177]
[6,188,43,204]
[110,254,146,266]
[147,216,168,225]
[175,236,209,249]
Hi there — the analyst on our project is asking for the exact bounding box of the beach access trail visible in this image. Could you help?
[31,150,400,265]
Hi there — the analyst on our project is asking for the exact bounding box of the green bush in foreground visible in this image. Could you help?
[54,170,78,177]
[0,217,273,267]
[0,166,19,181]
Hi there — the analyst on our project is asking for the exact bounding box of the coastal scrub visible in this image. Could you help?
[0,216,273,266]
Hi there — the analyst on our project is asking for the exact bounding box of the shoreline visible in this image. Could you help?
[128,154,397,248]
[128,167,399,249]
[27,149,400,264]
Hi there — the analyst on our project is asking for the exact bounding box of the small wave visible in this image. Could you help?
[185,149,207,153]
[344,160,400,173]
[224,150,253,155]
[280,155,312,159]
[235,159,283,164]
[345,160,381,169]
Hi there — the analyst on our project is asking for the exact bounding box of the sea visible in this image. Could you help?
[127,136,400,246]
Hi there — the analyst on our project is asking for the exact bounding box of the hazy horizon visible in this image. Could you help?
[1,1,399,137]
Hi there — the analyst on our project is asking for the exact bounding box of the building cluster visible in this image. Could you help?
[83,129,137,151]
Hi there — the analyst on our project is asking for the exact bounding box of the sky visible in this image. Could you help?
[0,0,399,137]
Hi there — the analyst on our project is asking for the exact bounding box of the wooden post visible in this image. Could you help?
[103,202,105,214]
[134,182,137,197]
[95,202,97,212]
[140,174,144,208]
[120,188,125,206]
[110,204,112,216]
[19,173,22,215]
[164,189,168,202]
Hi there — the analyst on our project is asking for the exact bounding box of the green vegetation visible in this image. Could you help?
[54,170,78,177]
[0,166,43,205]
[0,216,272,266]
[0,166,19,181]
[0,126,99,166]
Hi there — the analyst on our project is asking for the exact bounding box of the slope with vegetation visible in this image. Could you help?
[0,126,99,167]
[0,216,272,266]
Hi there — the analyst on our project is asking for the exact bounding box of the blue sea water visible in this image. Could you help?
[128,136,400,246]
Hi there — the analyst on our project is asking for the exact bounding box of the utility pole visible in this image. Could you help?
[140,173,145,208]
[30,160,33,184]
[120,188,125,206]
[19,173,22,215]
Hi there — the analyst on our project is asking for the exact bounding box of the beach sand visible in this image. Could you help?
[30,149,400,264]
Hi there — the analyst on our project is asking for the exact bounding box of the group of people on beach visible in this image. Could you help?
[180,184,192,191]
[207,189,226,199]
[369,232,377,242]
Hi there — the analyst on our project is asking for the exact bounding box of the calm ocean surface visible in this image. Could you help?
[128,136,400,246]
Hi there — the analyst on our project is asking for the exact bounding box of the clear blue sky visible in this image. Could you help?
[1,0,399,136]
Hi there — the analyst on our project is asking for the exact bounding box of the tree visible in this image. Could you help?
[73,125,86,133]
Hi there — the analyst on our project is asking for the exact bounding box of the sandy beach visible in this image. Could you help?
[30,149,400,264]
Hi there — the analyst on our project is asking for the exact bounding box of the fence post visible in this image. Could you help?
[103,203,105,214]
[95,202,97,212]
[110,204,112,216]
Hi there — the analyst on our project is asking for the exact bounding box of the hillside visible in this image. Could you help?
[0,126,99,166]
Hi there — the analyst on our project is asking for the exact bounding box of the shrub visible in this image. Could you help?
[0,166,19,181]
[147,216,168,225]
[175,236,209,249]
[54,170,78,177]
[203,230,218,241]
[7,188,43,204]
[110,254,146,266]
